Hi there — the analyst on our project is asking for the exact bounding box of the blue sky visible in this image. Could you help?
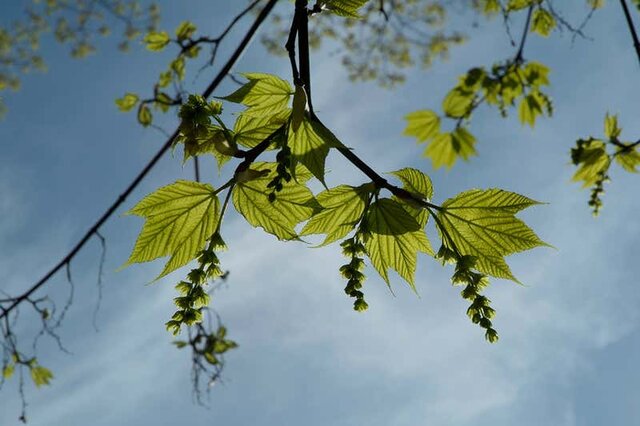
[1,1,639,425]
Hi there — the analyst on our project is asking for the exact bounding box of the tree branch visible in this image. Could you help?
[0,0,279,321]
[620,0,640,66]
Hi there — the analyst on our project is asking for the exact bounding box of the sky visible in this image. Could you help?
[1,1,640,425]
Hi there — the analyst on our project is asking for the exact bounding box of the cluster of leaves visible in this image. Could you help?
[404,60,552,169]
[262,0,466,87]
[571,114,640,215]
[115,20,210,127]
[0,0,159,116]
[404,0,555,169]
[123,68,547,343]
[2,355,53,389]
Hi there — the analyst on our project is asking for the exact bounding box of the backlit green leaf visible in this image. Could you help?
[604,113,622,139]
[572,139,610,187]
[116,93,139,112]
[518,92,543,127]
[221,73,293,116]
[291,85,307,132]
[324,0,370,17]
[126,180,220,279]
[390,167,434,200]
[288,114,333,184]
[301,184,373,246]
[425,127,477,169]
[442,88,474,118]
[233,162,319,240]
[138,104,152,127]
[30,365,53,388]
[2,364,14,379]
[437,189,547,282]
[404,110,440,143]
[531,8,555,37]
[390,168,434,227]
[234,109,290,148]
[175,21,197,41]
[364,198,433,289]
[144,31,170,51]
[615,147,640,173]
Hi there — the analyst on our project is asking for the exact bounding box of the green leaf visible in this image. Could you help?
[425,127,477,169]
[175,21,197,41]
[158,70,172,88]
[301,184,373,246]
[234,109,290,149]
[323,0,370,17]
[390,167,434,200]
[389,167,434,229]
[291,85,307,132]
[615,147,640,173]
[221,73,293,116]
[30,365,54,387]
[137,104,152,127]
[115,93,139,112]
[2,364,14,379]
[437,189,547,281]
[604,113,622,139]
[518,92,543,127]
[288,114,334,184]
[364,198,433,289]
[126,180,220,279]
[233,162,319,240]
[507,0,537,11]
[442,88,474,118]
[171,57,186,80]
[572,139,610,187]
[144,31,170,51]
[531,8,556,37]
[404,110,440,143]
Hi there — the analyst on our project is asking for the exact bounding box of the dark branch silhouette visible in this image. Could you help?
[0,0,279,322]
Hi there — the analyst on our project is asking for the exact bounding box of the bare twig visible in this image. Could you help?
[620,0,640,66]
[0,0,279,321]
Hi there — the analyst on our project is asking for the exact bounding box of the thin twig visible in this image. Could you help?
[0,0,279,321]
[620,0,640,66]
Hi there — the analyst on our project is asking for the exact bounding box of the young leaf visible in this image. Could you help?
[221,73,293,116]
[30,365,54,387]
[531,8,556,37]
[175,21,197,41]
[144,31,170,51]
[572,139,610,187]
[233,162,319,240]
[115,93,139,112]
[389,168,434,200]
[604,113,622,139]
[518,92,543,127]
[301,184,373,246]
[288,114,334,184]
[615,147,640,173]
[404,110,441,143]
[234,109,290,148]
[291,85,307,132]
[389,168,434,227]
[425,127,477,169]
[2,364,14,379]
[364,198,433,289]
[442,88,474,118]
[126,180,220,279]
[323,0,370,17]
[137,104,152,127]
[436,189,547,282]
